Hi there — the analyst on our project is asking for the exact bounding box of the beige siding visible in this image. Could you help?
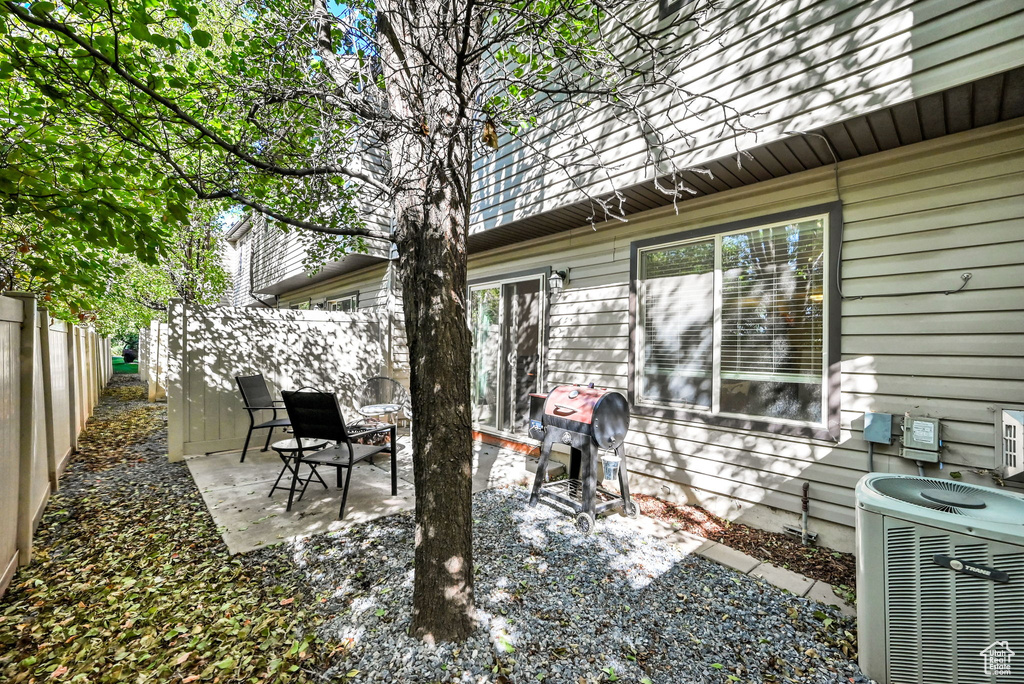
[463,119,1024,550]
[470,0,1024,232]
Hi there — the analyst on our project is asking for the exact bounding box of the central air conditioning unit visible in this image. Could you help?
[856,473,1024,684]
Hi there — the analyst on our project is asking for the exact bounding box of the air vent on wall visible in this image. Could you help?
[869,476,1024,523]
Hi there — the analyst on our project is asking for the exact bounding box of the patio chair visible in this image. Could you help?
[356,376,412,426]
[281,389,397,519]
[236,374,292,463]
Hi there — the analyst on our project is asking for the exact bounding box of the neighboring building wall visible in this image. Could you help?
[470,0,1024,232]
[464,120,1024,551]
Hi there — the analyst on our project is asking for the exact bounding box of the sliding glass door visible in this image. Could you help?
[470,276,544,435]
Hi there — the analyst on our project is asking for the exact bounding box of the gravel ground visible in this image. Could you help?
[271,487,867,684]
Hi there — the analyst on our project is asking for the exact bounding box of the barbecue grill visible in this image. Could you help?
[527,383,638,533]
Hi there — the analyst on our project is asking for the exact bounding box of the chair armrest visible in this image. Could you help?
[244,405,281,411]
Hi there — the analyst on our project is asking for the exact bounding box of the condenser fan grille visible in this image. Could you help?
[870,476,1024,523]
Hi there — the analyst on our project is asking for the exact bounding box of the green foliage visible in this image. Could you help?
[0,0,368,238]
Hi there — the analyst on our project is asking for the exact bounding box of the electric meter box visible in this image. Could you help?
[903,416,940,451]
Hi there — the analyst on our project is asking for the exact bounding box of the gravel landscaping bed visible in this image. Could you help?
[277,487,866,684]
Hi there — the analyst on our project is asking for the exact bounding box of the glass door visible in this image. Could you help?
[470,276,544,436]
[470,286,501,429]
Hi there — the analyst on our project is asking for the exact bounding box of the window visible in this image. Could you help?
[631,206,837,432]
[326,294,358,312]
[468,273,545,436]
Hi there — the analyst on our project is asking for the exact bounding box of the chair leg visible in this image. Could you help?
[240,426,254,463]
[390,425,398,496]
[262,427,274,452]
[286,455,302,512]
[339,465,354,520]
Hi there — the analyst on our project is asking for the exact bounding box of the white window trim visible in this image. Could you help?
[326,294,358,312]
[634,212,831,429]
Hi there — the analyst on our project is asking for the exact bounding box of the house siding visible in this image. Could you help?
[464,119,1024,551]
[469,0,1024,232]
[227,120,1023,552]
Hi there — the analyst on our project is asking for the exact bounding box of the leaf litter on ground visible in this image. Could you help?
[0,377,330,683]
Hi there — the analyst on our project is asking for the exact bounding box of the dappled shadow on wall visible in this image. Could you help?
[178,304,389,447]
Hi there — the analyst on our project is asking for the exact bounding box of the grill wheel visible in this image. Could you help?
[575,511,596,534]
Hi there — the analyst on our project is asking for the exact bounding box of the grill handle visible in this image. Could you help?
[552,404,578,415]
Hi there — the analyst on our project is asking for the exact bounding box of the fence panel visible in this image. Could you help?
[167,302,387,460]
[48,320,73,477]
[0,293,109,597]
[0,297,23,595]
[141,320,168,402]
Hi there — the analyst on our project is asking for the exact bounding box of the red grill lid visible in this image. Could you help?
[543,384,611,425]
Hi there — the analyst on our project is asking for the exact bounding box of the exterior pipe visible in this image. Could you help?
[800,482,810,545]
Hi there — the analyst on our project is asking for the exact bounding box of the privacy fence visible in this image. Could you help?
[138,319,168,402]
[165,301,387,461]
[0,293,111,597]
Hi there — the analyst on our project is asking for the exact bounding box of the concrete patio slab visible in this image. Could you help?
[186,433,529,554]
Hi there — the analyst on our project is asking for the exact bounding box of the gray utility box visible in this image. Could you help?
[863,412,893,444]
[902,416,941,463]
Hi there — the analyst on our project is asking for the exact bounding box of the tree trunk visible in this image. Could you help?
[395,191,476,642]
[379,0,481,643]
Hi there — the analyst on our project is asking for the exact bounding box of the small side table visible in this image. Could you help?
[268,438,330,500]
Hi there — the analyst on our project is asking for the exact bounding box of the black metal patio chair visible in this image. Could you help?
[236,374,292,463]
[280,389,397,519]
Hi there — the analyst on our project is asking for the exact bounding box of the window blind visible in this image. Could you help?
[640,240,715,407]
[720,221,824,382]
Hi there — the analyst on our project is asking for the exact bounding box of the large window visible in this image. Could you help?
[633,208,834,429]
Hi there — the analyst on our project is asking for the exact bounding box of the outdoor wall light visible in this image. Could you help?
[548,269,568,297]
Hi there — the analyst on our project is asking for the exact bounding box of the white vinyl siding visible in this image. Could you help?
[469,0,1024,232]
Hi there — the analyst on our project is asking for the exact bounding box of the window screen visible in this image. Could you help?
[720,220,825,422]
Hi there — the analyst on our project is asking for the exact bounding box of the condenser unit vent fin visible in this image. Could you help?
[871,477,1024,524]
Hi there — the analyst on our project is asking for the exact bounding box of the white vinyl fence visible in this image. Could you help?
[138,319,168,402]
[0,293,110,596]
[166,301,387,460]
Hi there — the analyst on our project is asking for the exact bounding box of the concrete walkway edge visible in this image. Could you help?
[629,516,856,617]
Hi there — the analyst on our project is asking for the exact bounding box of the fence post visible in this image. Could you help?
[6,293,37,566]
[37,309,57,490]
[167,299,185,461]
[147,321,157,402]
[64,323,78,454]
